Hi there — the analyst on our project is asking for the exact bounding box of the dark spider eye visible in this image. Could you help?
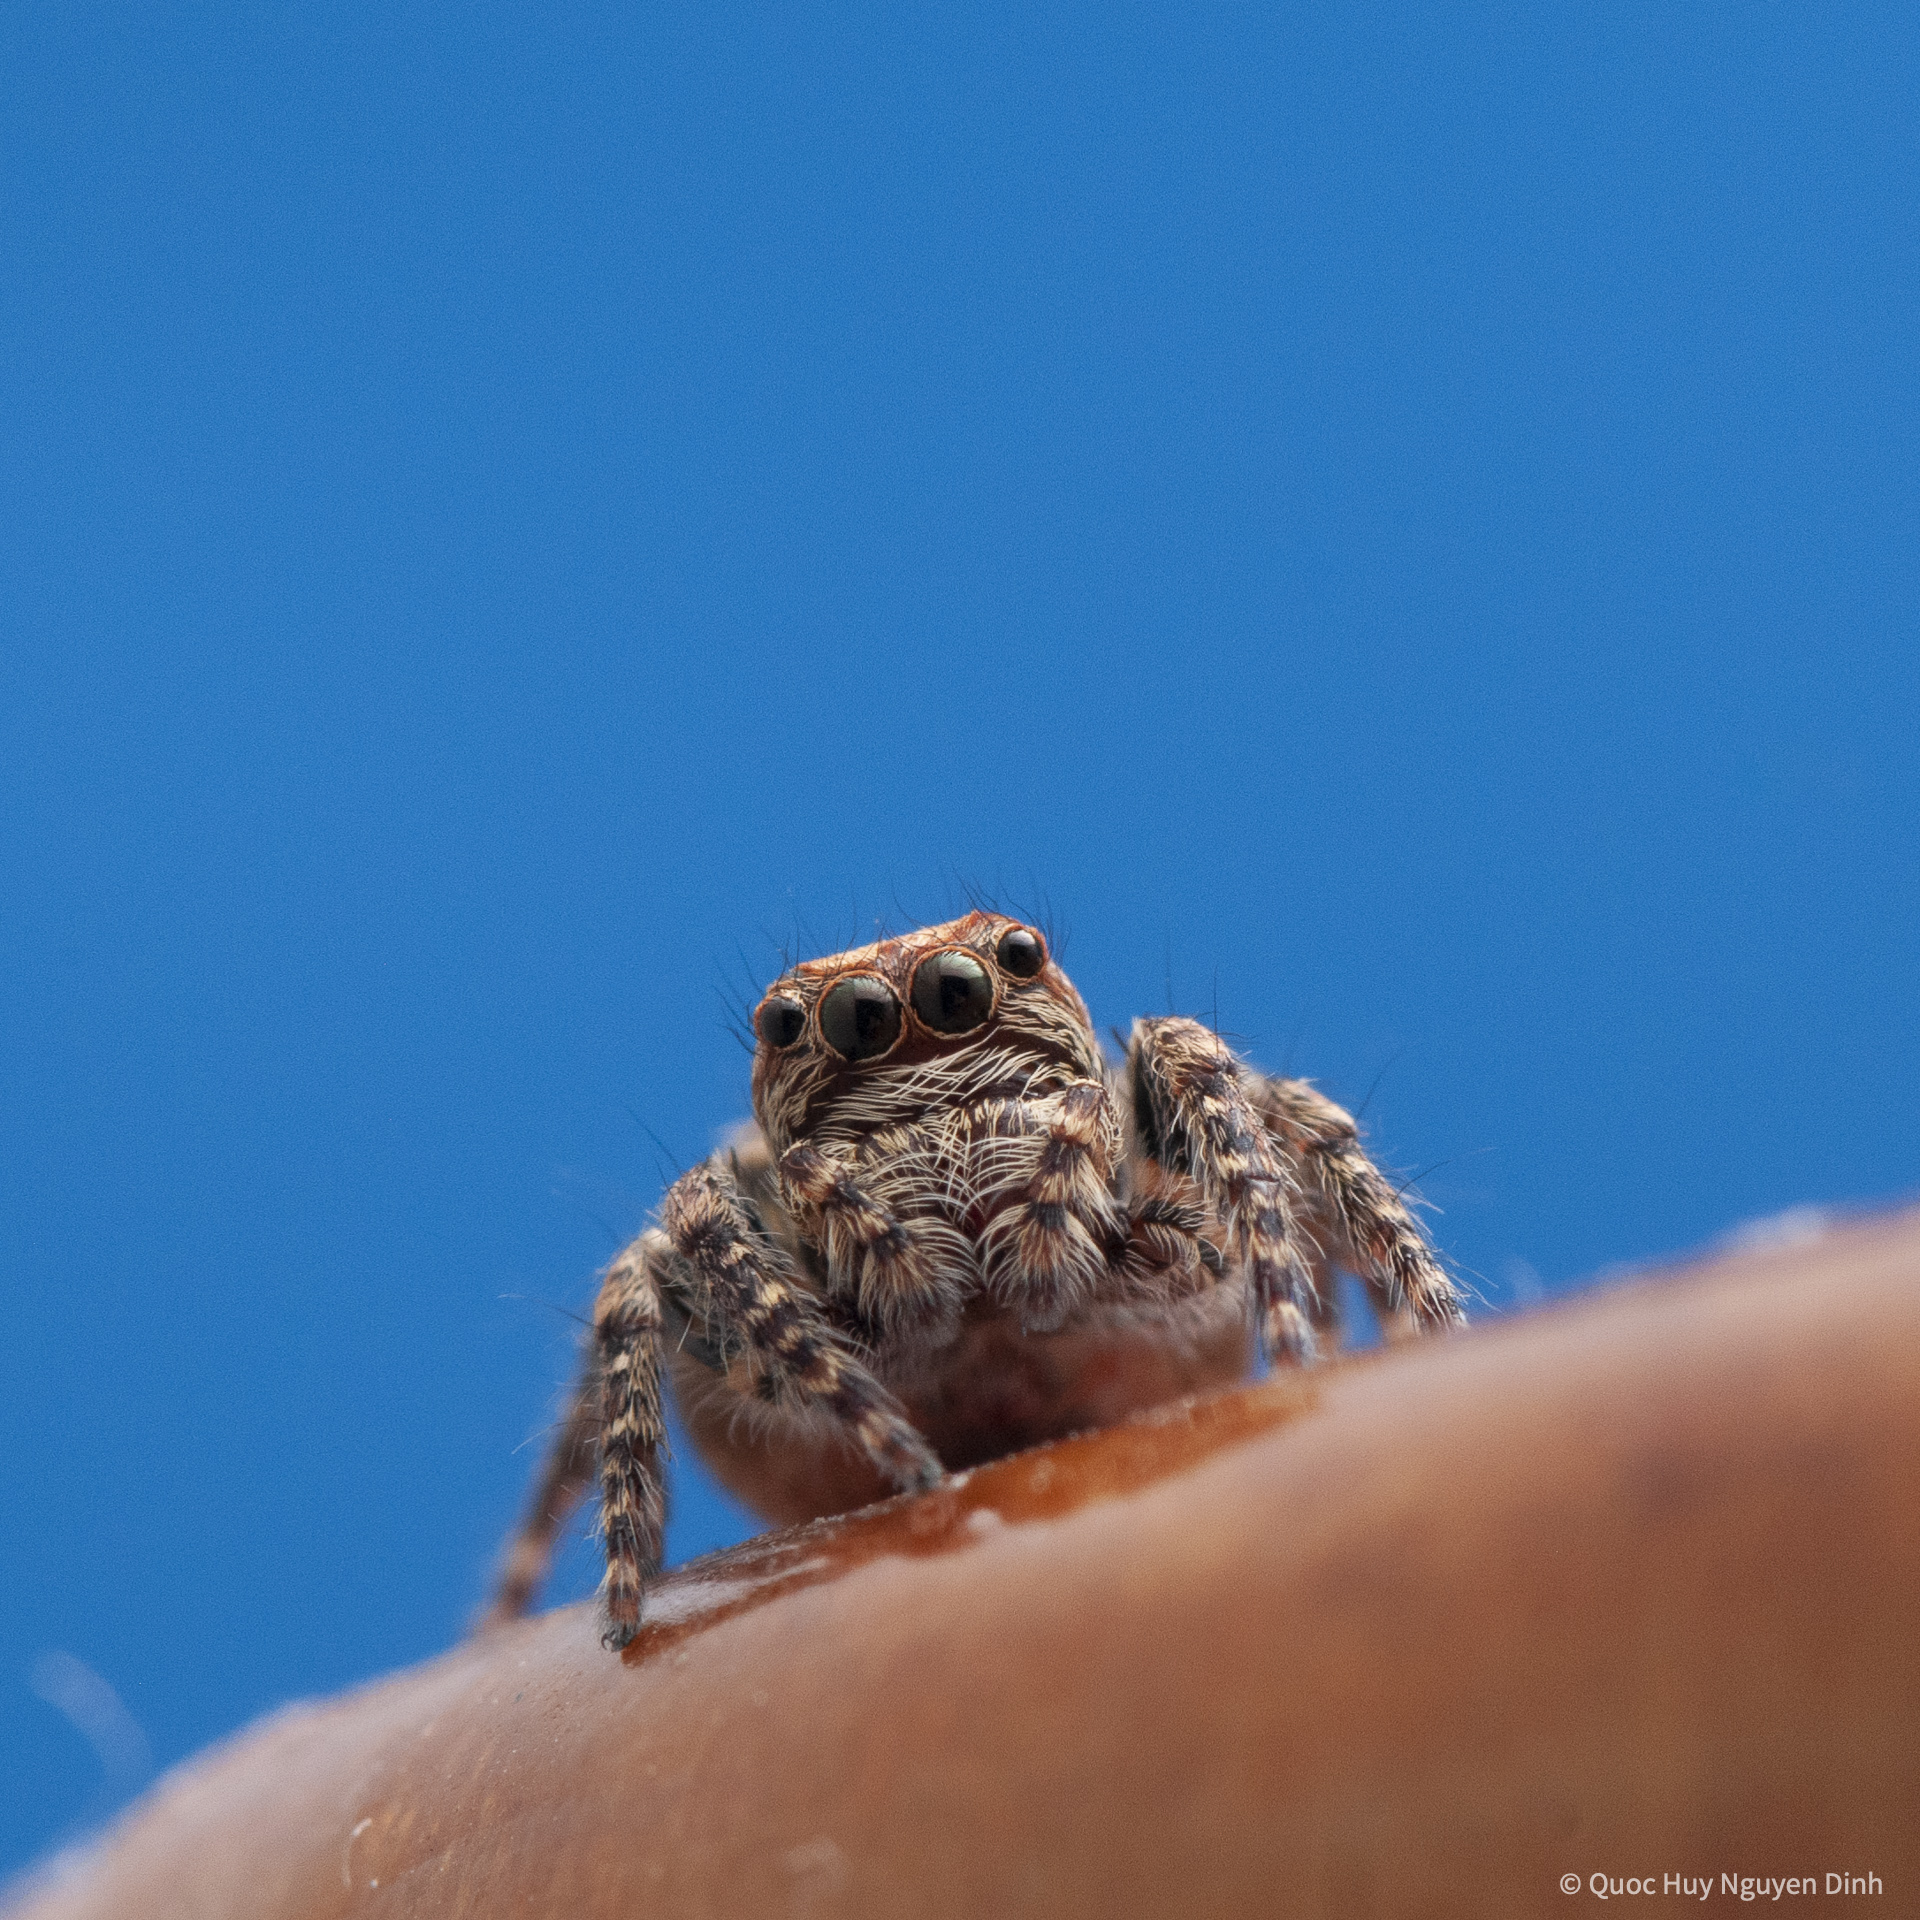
[996,927,1047,978]
[910,950,994,1034]
[818,975,903,1060]
[755,995,806,1051]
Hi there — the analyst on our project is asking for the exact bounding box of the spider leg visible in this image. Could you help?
[1124,1017,1321,1363]
[479,1225,676,1643]
[591,1227,675,1646]
[660,1155,943,1479]
[1254,1074,1465,1339]
[479,1342,603,1633]
[777,1139,961,1333]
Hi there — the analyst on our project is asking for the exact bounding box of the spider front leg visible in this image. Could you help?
[777,1139,964,1333]
[1125,1017,1321,1362]
[660,1153,943,1493]
[1254,1074,1465,1339]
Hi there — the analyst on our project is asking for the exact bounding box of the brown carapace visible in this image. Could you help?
[485,913,1464,1649]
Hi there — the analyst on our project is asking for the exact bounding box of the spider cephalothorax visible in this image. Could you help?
[488,912,1463,1649]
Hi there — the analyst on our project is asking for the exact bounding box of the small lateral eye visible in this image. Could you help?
[911,950,994,1034]
[755,995,806,1051]
[996,927,1047,978]
[818,975,904,1061]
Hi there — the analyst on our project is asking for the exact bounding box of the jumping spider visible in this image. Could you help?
[488,912,1463,1649]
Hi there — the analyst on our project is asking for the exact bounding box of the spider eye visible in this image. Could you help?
[818,975,903,1061]
[755,995,807,1051]
[996,927,1047,978]
[910,950,994,1034]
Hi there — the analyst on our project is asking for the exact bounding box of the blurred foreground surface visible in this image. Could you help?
[11,1212,1918,1919]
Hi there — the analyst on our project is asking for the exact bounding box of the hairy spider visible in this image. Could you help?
[486,912,1463,1649]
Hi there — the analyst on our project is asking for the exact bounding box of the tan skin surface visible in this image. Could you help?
[12,1211,1919,1919]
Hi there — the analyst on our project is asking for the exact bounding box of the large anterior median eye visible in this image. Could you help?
[818,975,903,1060]
[910,950,994,1034]
[755,995,806,1051]
[996,926,1047,978]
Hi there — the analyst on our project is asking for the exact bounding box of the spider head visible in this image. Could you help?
[748,912,1101,1152]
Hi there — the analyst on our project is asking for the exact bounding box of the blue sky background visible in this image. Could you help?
[4,1,1917,1881]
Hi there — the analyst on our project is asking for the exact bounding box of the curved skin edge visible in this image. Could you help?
[11,1209,1920,1919]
